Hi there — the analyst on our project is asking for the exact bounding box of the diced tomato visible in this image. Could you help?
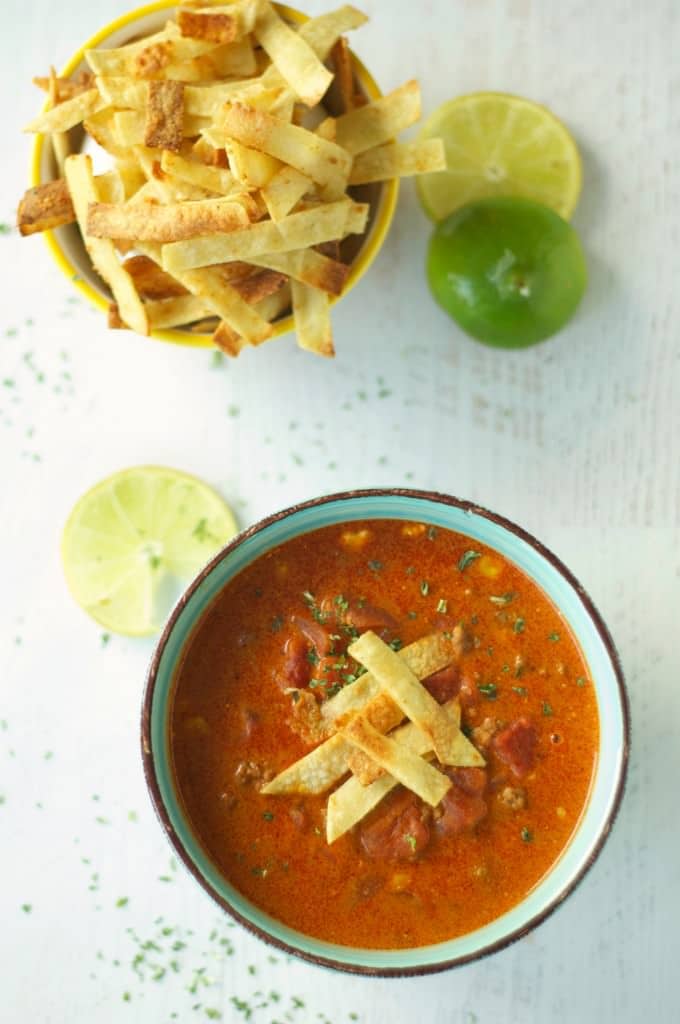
[492,718,537,778]
[291,614,332,656]
[345,600,397,634]
[360,792,431,862]
[422,664,459,703]
[435,787,487,837]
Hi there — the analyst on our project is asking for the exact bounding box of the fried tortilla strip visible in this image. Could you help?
[334,80,421,155]
[87,195,254,242]
[160,151,235,194]
[145,80,184,151]
[17,179,75,236]
[256,248,348,295]
[47,67,70,176]
[110,293,213,330]
[254,2,333,107]
[177,8,238,44]
[323,627,464,726]
[64,154,148,336]
[232,268,287,304]
[114,109,209,147]
[137,242,271,345]
[260,734,353,796]
[350,696,484,785]
[23,87,103,133]
[327,702,463,842]
[167,35,258,80]
[348,631,464,766]
[349,138,446,185]
[260,631,463,796]
[33,70,94,102]
[330,36,354,113]
[340,716,451,807]
[213,279,291,355]
[291,280,333,356]
[260,166,311,221]
[222,138,282,189]
[122,254,188,299]
[162,199,367,271]
[222,102,351,194]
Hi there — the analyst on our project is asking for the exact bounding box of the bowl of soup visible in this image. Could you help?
[142,489,629,974]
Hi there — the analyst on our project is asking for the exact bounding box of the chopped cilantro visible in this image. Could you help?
[367,559,383,572]
[404,834,417,851]
[262,811,274,822]
[576,676,587,687]
[210,351,224,369]
[100,632,111,648]
[21,903,32,914]
[478,683,498,700]
[548,631,560,642]
[270,615,283,633]
[306,648,319,666]
[512,686,528,697]
[542,701,554,716]
[407,610,418,619]
[458,549,481,571]
[436,598,448,613]
[388,637,403,652]
[513,617,526,634]
[489,592,515,606]
[405,565,415,575]
[521,827,533,843]
[291,690,300,703]
[334,594,349,614]
[427,526,438,540]
[420,580,430,596]
[115,897,129,908]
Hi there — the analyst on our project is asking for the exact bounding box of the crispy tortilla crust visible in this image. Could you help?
[144,80,185,151]
[255,248,349,296]
[121,254,189,300]
[134,41,174,79]
[177,9,238,45]
[86,197,253,242]
[330,36,354,113]
[17,179,75,236]
[340,715,451,807]
[231,268,287,304]
[33,70,94,102]
[348,631,463,766]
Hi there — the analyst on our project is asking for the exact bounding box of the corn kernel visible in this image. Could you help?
[401,522,426,538]
[341,528,372,550]
[478,555,503,579]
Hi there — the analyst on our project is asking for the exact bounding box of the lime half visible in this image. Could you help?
[61,466,238,636]
[417,92,582,222]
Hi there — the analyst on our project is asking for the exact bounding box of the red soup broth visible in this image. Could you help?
[170,519,599,949]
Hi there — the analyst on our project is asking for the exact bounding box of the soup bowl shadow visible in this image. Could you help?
[141,488,629,975]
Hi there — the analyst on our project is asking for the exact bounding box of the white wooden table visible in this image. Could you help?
[1,1,678,1021]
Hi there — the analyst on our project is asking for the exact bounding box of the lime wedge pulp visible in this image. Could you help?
[61,466,238,636]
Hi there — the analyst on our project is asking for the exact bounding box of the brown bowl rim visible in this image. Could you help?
[141,487,630,976]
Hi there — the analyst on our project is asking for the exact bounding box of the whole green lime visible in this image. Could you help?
[426,196,587,348]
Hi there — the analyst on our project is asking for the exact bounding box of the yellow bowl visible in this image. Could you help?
[31,0,399,348]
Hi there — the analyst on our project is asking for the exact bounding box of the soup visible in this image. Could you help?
[170,519,599,949]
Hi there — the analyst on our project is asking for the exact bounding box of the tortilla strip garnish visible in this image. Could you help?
[330,36,354,113]
[291,280,334,356]
[33,70,95,102]
[17,179,75,236]
[221,102,352,194]
[260,733,353,796]
[349,696,484,785]
[161,199,367,272]
[144,80,184,152]
[327,701,462,842]
[322,627,464,726]
[339,715,451,807]
[256,248,349,296]
[348,631,463,766]
[64,154,148,336]
[349,138,446,185]
[160,151,236,195]
[260,630,463,796]
[260,166,312,222]
[254,2,333,108]
[86,196,255,242]
[177,8,238,45]
[137,242,272,346]
[23,87,103,134]
[334,79,421,155]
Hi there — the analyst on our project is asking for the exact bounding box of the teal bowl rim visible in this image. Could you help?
[141,488,630,976]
